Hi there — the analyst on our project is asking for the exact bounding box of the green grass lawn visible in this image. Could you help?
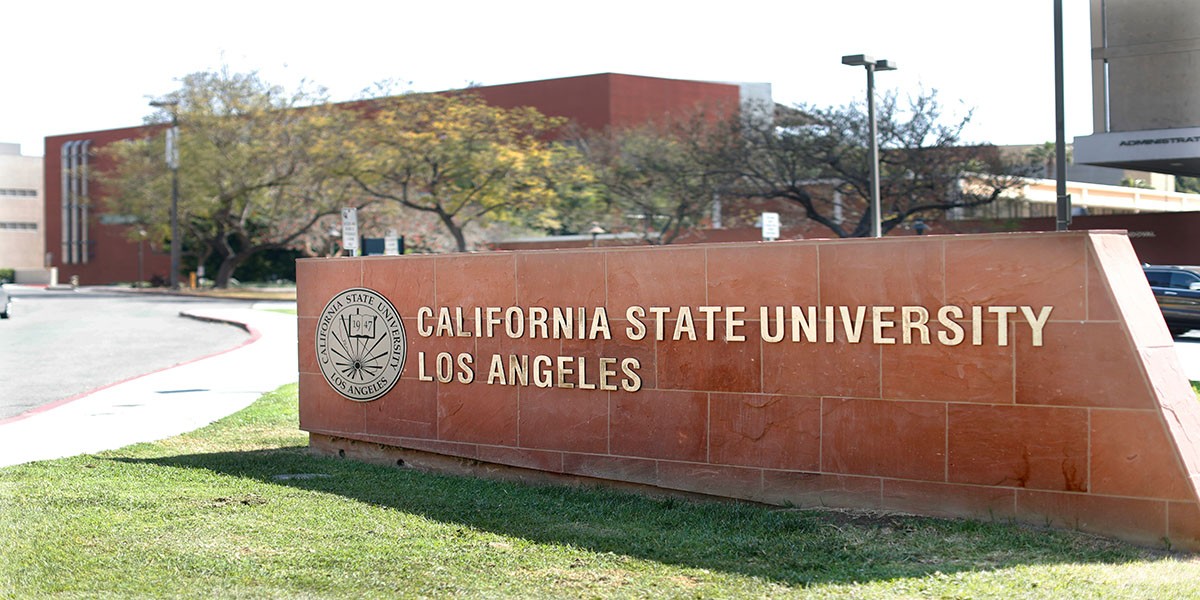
[2,384,1199,599]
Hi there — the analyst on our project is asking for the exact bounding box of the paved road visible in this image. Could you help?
[1176,331,1200,382]
[0,303,298,467]
[0,286,263,420]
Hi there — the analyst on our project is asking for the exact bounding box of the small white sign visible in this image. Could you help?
[384,229,400,256]
[762,212,780,241]
[341,207,359,252]
[165,127,180,170]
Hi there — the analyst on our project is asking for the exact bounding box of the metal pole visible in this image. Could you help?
[152,99,182,288]
[1054,0,1071,231]
[168,114,181,289]
[138,231,145,288]
[866,63,882,238]
[169,160,180,288]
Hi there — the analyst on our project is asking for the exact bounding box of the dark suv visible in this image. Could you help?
[1143,265,1200,337]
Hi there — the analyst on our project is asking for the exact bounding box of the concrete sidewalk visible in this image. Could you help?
[0,305,297,468]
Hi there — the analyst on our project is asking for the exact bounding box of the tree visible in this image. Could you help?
[737,91,1030,237]
[344,92,595,252]
[1179,177,1200,194]
[583,112,741,245]
[1024,141,1071,179]
[102,68,364,287]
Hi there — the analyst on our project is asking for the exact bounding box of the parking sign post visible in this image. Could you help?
[341,208,359,257]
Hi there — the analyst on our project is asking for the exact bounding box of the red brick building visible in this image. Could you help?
[42,73,749,285]
[470,72,741,131]
[45,125,170,286]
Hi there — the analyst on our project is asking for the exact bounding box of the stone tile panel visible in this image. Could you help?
[760,471,883,510]
[882,480,1017,521]
[655,461,764,500]
[437,382,518,446]
[947,404,1088,491]
[605,246,707,314]
[434,252,517,308]
[656,320,762,393]
[516,250,607,308]
[296,258,361,318]
[363,255,435,311]
[821,398,947,481]
[762,329,881,398]
[610,390,708,462]
[881,336,1014,403]
[1014,321,1152,409]
[708,393,821,471]
[818,238,945,307]
[561,453,659,488]
[706,242,820,308]
[1017,490,1167,547]
[362,377,437,440]
[944,233,1086,321]
[518,386,610,454]
[298,372,366,435]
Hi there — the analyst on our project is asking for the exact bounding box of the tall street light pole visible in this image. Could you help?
[842,54,897,238]
[1053,0,1072,231]
[149,99,181,288]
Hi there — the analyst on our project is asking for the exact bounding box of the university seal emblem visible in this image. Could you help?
[316,287,406,402]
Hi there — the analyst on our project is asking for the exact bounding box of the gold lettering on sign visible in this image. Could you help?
[726,306,746,341]
[902,306,929,344]
[406,303,1055,396]
[872,306,895,344]
[938,306,965,345]
[1021,305,1052,346]
[761,306,785,343]
[414,305,1056,348]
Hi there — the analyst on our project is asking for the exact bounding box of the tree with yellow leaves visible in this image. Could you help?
[345,91,597,252]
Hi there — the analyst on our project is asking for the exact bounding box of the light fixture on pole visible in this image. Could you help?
[588,224,606,248]
[149,99,181,288]
[841,54,897,238]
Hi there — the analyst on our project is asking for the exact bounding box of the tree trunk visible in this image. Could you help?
[213,252,250,289]
[439,213,468,252]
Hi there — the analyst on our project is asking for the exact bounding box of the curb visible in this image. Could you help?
[179,310,253,333]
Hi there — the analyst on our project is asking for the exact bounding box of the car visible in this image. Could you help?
[0,284,9,319]
[1143,265,1200,337]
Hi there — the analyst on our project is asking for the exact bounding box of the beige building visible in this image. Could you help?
[1073,0,1200,181]
[0,143,45,273]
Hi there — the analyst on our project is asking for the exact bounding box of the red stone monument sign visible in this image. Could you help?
[297,231,1200,549]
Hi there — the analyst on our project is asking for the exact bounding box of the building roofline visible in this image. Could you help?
[44,123,156,142]
[462,72,748,91]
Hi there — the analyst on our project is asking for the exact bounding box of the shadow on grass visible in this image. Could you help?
[120,445,1161,588]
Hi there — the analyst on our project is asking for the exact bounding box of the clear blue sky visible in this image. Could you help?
[2,0,1093,156]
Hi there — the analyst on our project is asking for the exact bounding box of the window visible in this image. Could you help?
[1169,271,1200,290]
[61,139,93,264]
[1145,270,1172,287]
